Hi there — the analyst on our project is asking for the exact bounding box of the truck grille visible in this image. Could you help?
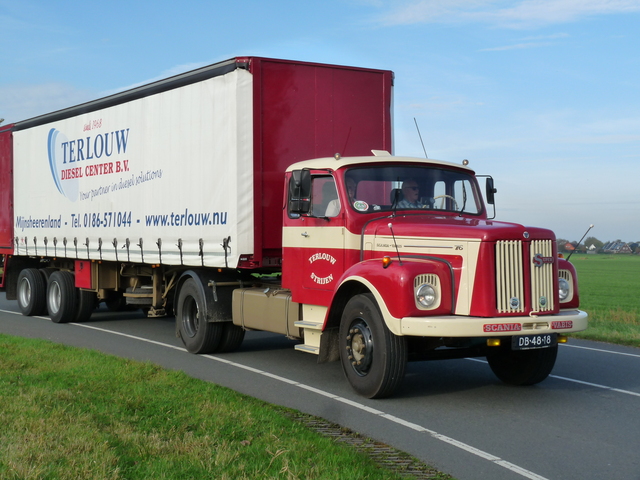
[495,240,555,314]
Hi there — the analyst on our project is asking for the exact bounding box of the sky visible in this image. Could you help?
[1,0,639,243]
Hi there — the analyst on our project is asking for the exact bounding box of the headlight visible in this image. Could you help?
[558,277,570,301]
[416,284,437,308]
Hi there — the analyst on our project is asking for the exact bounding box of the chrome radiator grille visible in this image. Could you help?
[530,239,555,312]
[496,241,524,313]
[495,240,555,314]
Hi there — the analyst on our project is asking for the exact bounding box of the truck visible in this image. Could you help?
[0,56,587,398]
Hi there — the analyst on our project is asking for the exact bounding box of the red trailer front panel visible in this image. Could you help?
[0,126,13,252]
[245,58,393,266]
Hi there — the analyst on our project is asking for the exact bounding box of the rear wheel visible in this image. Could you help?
[217,323,245,353]
[339,293,407,398]
[176,278,223,354]
[47,271,77,324]
[487,345,558,385]
[75,289,97,323]
[17,268,47,316]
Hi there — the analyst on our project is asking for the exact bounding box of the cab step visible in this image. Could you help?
[294,320,323,355]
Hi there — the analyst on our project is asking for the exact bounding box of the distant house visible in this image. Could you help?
[602,241,633,254]
[564,242,575,251]
[587,244,597,254]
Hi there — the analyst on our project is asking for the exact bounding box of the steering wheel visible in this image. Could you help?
[433,194,459,210]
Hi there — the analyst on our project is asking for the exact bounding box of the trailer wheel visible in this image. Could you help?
[39,267,55,283]
[176,278,222,354]
[217,323,245,353]
[17,268,47,316]
[339,293,407,398]
[47,271,77,324]
[75,289,97,323]
[487,345,558,386]
[104,291,128,312]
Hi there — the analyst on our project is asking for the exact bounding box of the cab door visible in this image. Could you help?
[282,172,346,306]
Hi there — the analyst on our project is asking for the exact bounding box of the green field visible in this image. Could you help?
[567,253,640,347]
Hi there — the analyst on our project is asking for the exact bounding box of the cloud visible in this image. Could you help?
[102,62,210,96]
[479,41,553,51]
[480,32,569,50]
[0,83,95,124]
[376,0,640,28]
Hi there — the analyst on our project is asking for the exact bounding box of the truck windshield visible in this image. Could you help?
[344,165,483,215]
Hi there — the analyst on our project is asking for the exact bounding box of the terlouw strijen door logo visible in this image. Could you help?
[47,127,130,202]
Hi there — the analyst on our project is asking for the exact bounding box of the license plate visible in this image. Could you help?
[511,333,557,351]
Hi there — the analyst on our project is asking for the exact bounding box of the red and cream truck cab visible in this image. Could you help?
[276,150,587,397]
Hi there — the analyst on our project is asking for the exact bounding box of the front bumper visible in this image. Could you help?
[400,309,588,337]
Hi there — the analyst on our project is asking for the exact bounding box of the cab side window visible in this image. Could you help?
[311,176,339,217]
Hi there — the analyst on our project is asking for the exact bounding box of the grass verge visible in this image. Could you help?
[0,334,450,480]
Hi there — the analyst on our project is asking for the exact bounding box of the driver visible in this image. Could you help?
[398,180,428,208]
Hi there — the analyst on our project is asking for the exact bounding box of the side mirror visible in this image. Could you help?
[288,169,311,214]
[485,177,497,205]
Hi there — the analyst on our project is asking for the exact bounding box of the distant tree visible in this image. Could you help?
[584,236,603,250]
[557,238,570,252]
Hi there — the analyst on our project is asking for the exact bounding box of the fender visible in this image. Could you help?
[557,257,581,309]
[174,269,234,337]
[330,257,454,335]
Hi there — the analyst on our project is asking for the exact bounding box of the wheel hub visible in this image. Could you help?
[182,296,201,338]
[18,278,32,306]
[346,319,373,376]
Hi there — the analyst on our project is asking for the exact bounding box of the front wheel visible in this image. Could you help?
[339,293,407,398]
[487,345,558,385]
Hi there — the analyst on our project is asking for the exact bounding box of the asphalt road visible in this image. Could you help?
[1,292,639,480]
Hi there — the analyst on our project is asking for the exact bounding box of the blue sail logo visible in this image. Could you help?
[48,128,78,201]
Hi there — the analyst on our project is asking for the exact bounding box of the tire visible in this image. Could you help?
[39,267,56,283]
[217,323,245,353]
[17,268,47,316]
[487,345,558,386]
[176,278,223,354]
[47,271,77,324]
[339,293,407,398]
[75,289,97,323]
[104,291,128,312]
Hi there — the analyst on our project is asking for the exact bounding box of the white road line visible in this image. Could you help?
[549,375,640,397]
[560,343,640,358]
[466,356,640,398]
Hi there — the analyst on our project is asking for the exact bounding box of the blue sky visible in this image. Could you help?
[2,0,639,242]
